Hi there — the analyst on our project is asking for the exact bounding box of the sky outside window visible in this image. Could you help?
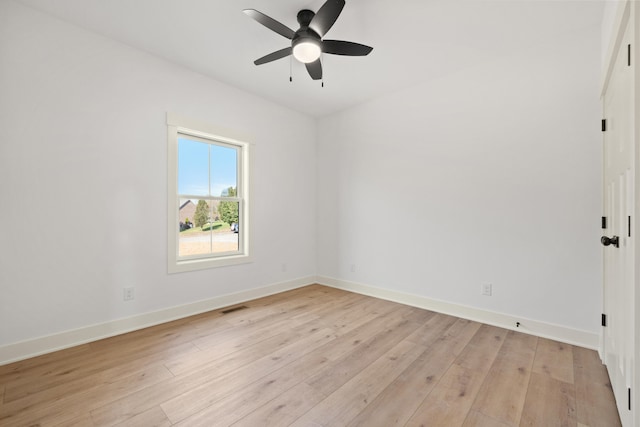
[178,137,237,197]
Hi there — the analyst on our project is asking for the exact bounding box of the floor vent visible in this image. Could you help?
[221,305,249,314]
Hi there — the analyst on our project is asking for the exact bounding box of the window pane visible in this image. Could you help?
[178,199,212,257]
[210,144,237,197]
[178,137,209,196]
[213,200,239,253]
[169,116,250,272]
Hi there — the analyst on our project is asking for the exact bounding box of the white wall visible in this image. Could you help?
[317,24,603,333]
[0,1,317,347]
[0,0,606,355]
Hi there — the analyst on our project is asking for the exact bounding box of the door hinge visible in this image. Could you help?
[629,387,632,410]
[602,119,607,132]
[628,44,631,67]
[602,313,607,327]
[628,216,631,237]
[602,216,607,229]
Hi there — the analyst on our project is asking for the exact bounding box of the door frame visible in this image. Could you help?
[600,1,639,425]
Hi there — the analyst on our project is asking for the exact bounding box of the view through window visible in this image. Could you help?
[167,114,250,273]
[178,136,241,257]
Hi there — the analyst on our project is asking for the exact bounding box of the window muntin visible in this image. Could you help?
[168,114,250,273]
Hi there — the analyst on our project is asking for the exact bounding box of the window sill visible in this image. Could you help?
[168,254,253,274]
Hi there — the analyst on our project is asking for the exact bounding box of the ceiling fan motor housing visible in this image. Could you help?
[293,10,322,63]
[296,9,315,27]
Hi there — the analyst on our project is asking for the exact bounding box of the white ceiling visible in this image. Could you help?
[16,0,604,117]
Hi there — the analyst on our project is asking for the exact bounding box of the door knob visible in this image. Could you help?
[601,235,619,248]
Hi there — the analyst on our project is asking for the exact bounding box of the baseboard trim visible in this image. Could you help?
[2,275,599,365]
[0,276,315,366]
[317,276,599,350]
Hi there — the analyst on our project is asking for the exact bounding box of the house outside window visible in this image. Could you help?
[167,113,251,273]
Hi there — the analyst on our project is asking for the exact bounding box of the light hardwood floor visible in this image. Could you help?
[0,285,621,426]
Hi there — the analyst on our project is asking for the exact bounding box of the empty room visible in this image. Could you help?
[0,0,638,426]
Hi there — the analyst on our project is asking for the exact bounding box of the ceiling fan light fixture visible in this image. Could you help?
[292,38,321,63]
[245,0,372,81]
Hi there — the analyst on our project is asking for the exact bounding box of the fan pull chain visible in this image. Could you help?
[289,56,293,82]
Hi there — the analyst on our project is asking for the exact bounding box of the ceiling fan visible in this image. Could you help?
[243,0,373,81]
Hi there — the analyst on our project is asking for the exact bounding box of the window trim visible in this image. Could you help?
[167,113,252,273]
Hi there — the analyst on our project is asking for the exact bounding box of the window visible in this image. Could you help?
[167,113,251,273]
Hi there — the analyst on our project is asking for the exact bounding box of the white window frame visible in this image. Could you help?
[167,113,251,273]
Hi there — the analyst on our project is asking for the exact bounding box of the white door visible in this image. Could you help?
[602,11,635,427]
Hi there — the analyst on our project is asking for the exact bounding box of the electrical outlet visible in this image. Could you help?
[123,287,135,301]
[481,283,492,296]
[350,264,356,273]
[281,263,287,272]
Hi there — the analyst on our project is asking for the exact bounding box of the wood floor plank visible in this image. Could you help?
[160,327,337,424]
[532,337,575,384]
[240,284,340,311]
[404,312,459,347]
[400,306,438,325]
[520,372,577,426]
[168,312,319,376]
[347,318,481,427]
[189,312,311,352]
[291,289,367,325]
[173,356,330,426]
[572,345,621,427]
[291,338,428,427]
[4,322,206,403]
[88,314,213,351]
[316,294,409,336]
[111,406,171,427]
[230,382,325,427]
[163,304,417,425]
[292,314,468,426]
[186,289,360,360]
[464,331,537,426]
[55,412,96,427]
[219,286,336,327]
[406,363,485,427]
[304,312,424,396]
[199,305,426,426]
[0,285,621,427]
[0,344,93,384]
[463,409,512,427]
[94,325,335,426]
[4,342,198,416]
[404,325,508,427]
[172,345,341,426]
[331,302,409,337]
[455,325,509,372]
[87,286,331,363]
[177,305,417,426]
[174,313,330,378]
[89,289,355,425]
[0,364,174,427]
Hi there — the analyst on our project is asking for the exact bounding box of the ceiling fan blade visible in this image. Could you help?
[309,0,345,37]
[322,40,373,56]
[243,9,295,40]
[254,47,292,65]
[305,59,323,80]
